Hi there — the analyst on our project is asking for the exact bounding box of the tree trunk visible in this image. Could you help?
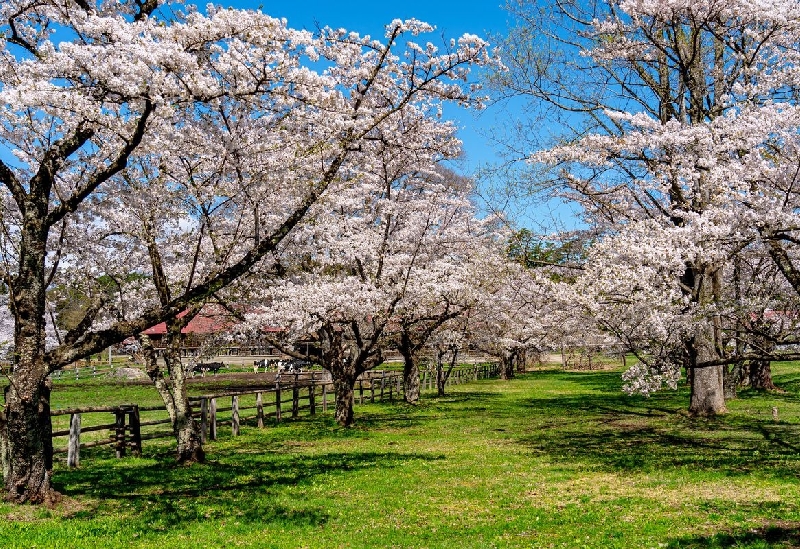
[173,401,204,464]
[683,263,726,416]
[500,349,515,380]
[436,347,459,396]
[1,375,58,505]
[398,344,420,404]
[517,348,529,373]
[332,375,356,427]
[688,321,726,416]
[139,334,204,464]
[318,324,382,427]
[1,210,61,504]
[723,362,744,400]
[749,359,778,391]
[436,358,446,396]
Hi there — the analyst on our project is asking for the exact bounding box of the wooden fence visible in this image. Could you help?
[51,363,500,467]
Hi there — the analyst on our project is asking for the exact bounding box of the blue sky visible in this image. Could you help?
[221,0,515,176]
[221,0,583,230]
[227,0,511,45]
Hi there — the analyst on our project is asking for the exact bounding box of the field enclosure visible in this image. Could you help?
[46,364,500,467]
[2,364,800,548]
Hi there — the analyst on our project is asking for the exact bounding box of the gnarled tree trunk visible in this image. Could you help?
[435,347,459,397]
[499,349,516,380]
[332,373,356,427]
[398,337,420,404]
[1,375,57,505]
[139,330,204,464]
[2,218,60,504]
[319,326,382,427]
[749,359,777,391]
[723,360,747,400]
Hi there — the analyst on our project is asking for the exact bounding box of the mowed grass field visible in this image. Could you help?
[2,363,800,548]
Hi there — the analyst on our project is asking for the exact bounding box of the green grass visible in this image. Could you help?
[3,364,800,548]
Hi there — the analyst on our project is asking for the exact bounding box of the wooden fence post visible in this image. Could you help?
[114,409,126,458]
[275,379,282,422]
[232,395,240,436]
[209,398,217,441]
[67,413,81,468]
[380,371,386,401]
[370,376,375,403]
[292,383,299,419]
[200,397,208,443]
[256,392,264,428]
[127,405,141,457]
[309,382,316,416]
[358,379,364,404]
[322,382,328,412]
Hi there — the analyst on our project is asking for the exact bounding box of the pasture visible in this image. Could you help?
[2,363,800,548]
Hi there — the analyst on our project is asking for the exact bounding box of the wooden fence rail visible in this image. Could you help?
[50,363,500,467]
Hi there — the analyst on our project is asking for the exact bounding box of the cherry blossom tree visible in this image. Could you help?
[387,170,499,403]
[494,0,800,415]
[247,154,496,425]
[464,258,564,379]
[0,0,491,503]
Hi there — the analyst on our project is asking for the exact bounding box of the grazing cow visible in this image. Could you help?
[277,359,309,374]
[203,362,225,375]
[253,359,267,373]
[186,361,225,377]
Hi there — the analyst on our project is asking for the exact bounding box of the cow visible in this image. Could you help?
[186,361,225,377]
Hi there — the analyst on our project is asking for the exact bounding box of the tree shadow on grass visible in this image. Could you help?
[54,449,445,532]
[510,372,800,478]
[667,522,800,548]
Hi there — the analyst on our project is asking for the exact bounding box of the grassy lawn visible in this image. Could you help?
[2,364,800,548]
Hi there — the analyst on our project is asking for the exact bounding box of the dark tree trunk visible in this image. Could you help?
[749,359,778,391]
[398,342,420,404]
[332,374,356,427]
[747,333,778,391]
[516,348,529,373]
[1,213,60,504]
[317,323,383,427]
[499,350,515,380]
[320,331,363,427]
[1,376,58,505]
[723,361,747,400]
[436,359,446,396]
[435,346,458,396]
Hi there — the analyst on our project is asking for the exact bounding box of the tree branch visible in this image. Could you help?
[46,100,154,227]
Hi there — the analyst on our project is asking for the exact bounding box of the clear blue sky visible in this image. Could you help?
[222,0,515,176]
[227,0,511,43]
